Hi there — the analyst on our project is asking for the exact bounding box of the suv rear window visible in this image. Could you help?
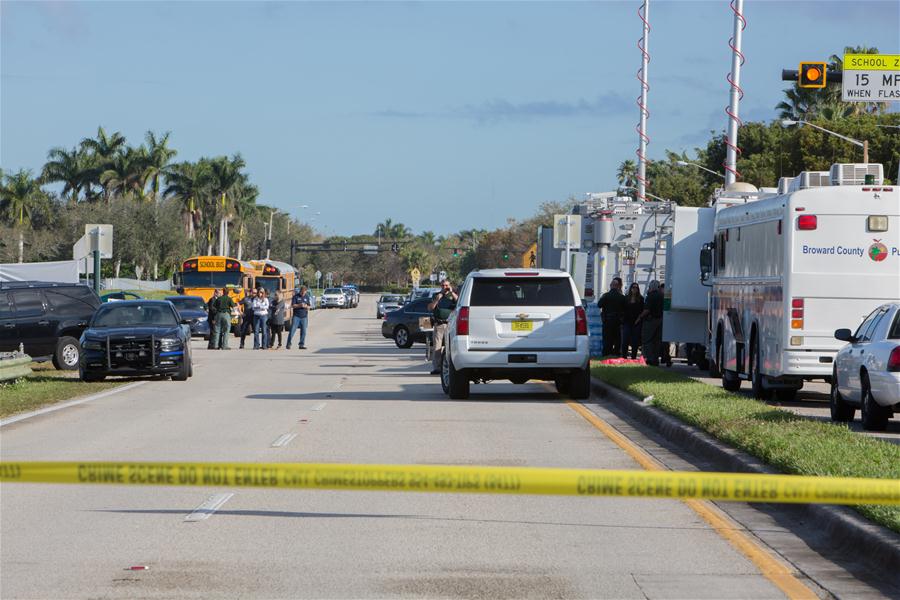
[470,277,574,307]
[46,288,100,314]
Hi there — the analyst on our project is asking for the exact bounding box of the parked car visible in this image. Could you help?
[831,302,900,431]
[79,300,193,382]
[407,287,442,303]
[342,286,360,307]
[100,291,143,302]
[376,294,405,319]
[165,295,210,340]
[341,287,358,308]
[381,297,432,348]
[441,269,590,399]
[0,281,101,370]
[320,288,346,308]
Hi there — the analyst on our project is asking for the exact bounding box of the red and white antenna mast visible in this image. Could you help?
[635,0,650,201]
[724,0,746,186]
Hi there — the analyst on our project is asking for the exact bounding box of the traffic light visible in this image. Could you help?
[391,243,400,252]
[798,62,827,88]
[502,251,509,261]
[452,248,459,257]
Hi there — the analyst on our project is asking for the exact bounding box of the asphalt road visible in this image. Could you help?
[0,296,894,598]
[667,363,900,445]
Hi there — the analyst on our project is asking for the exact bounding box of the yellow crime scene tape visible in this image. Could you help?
[1,461,898,505]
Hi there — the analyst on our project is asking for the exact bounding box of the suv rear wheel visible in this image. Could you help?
[53,336,81,371]
[443,351,469,399]
[568,367,591,399]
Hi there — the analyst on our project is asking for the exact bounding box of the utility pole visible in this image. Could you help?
[266,210,275,260]
[724,0,746,186]
[636,0,651,202]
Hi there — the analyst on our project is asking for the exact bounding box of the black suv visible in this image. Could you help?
[0,281,101,370]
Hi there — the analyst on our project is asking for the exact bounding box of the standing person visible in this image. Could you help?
[269,291,286,349]
[638,279,664,366]
[427,278,457,375]
[238,288,256,349]
[214,287,236,350]
[598,277,625,357]
[252,288,270,350]
[286,285,313,350]
[206,289,221,349]
[658,283,672,367]
[622,282,644,359]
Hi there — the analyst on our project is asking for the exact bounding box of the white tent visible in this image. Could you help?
[0,260,80,284]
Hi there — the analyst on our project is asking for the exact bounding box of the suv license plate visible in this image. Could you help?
[511,320,533,332]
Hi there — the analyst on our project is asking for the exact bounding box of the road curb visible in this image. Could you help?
[0,381,146,428]
[589,376,900,574]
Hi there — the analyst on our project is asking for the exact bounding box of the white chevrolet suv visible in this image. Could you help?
[441,269,591,399]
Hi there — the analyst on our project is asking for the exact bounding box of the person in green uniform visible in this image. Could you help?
[427,278,458,375]
[214,287,236,350]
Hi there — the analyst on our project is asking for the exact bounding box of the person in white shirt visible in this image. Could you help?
[252,288,271,350]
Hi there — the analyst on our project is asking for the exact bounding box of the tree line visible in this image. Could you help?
[615,46,900,206]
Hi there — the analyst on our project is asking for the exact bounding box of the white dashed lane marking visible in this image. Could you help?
[184,493,234,522]
[270,433,298,447]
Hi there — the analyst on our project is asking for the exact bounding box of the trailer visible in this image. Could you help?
[702,164,900,400]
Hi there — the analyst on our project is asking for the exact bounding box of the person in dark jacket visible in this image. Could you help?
[239,288,256,349]
[638,280,664,366]
[268,291,286,349]
[214,287,236,350]
[207,289,221,349]
[622,282,644,359]
[598,277,625,356]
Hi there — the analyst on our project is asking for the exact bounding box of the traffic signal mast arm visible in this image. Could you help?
[782,69,843,83]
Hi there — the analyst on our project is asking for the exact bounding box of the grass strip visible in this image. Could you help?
[591,363,900,533]
[0,362,124,419]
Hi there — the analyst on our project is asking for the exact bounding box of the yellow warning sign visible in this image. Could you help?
[1,462,898,506]
[844,54,900,71]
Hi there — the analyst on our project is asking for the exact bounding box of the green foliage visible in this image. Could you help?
[592,364,900,533]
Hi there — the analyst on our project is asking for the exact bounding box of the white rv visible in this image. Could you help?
[703,164,900,400]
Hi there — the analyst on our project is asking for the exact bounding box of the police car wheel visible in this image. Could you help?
[829,370,855,422]
[860,374,889,431]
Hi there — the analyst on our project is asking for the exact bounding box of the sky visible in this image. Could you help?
[2,0,898,237]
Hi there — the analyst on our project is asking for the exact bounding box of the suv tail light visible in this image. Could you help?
[456,306,470,336]
[575,306,587,336]
[797,215,817,230]
[888,347,900,372]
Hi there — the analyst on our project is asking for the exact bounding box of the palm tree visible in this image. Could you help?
[143,130,177,202]
[42,146,86,206]
[208,154,247,255]
[231,180,260,260]
[80,126,127,202]
[0,169,44,262]
[100,147,148,201]
[617,160,637,187]
[374,218,394,240]
[164,160,210,242]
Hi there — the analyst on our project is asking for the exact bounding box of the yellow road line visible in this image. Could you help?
[565,400,818,600]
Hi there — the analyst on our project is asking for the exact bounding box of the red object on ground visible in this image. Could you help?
[596,357,646,365]
[127,566,150,571]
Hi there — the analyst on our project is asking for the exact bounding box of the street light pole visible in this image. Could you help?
[621,185,670,203]
[676,160,726,179]
[782,119,868,163]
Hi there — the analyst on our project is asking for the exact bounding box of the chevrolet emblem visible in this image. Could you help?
[516,313,528,319]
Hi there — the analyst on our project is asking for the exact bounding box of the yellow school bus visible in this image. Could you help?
[175,256,259,329]
[251,259,300,320]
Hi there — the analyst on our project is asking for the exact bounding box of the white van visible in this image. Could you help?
[441,269,591,399]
